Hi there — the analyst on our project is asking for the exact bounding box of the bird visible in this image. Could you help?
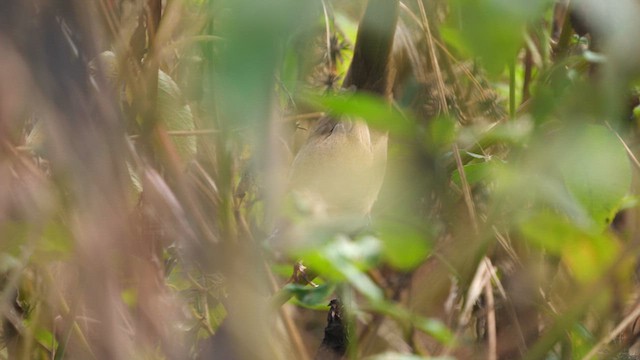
[314,299,348,360]
[287,0,399,222]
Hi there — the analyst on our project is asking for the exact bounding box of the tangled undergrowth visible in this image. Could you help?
[2,1,640,359]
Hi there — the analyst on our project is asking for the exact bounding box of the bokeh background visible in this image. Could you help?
[2,0,640,359]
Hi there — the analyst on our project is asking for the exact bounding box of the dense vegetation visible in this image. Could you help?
[1,0,640,359]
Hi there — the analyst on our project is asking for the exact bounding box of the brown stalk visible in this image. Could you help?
[484,266,497,360]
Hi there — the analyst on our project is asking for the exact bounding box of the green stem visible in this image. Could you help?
[509,58,516,119]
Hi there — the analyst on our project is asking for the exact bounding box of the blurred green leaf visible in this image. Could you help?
[457,118,533,152]
[302,92,414,135]
[427,116,457,150]
[519,211,582,253]
[618,194,639,211]
[412,317,455,346]
[378,221,431,270]
[440,25,471,57]
[33,327,58,353]
[559,125,631,229]
[449,0,550,75]
[519,211,619,282]
[280,46,300,100]
[284,283,336,309]
[633,104,640,120]
[212,0,317,152]
[482,117,534,144]
[208,302,227,332]
[370,301,454,346]
[451,161,495,187]
[301,235,383,301]
[569,323,595,359]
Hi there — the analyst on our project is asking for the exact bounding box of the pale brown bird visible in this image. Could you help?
[288,0,399,220]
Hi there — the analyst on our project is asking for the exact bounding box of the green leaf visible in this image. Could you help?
[427,116,457,150]
[481,117,534,145]
[300,235,384,301]
[208,302,227,332]
[519,211,580,253]
[33,328,59,353]
[451,161,495,187]
[413,317,455,346]
[378,221,431,270]
[284,283,336,309]
[369,301,454,346]
[449,0,550,75]
[519,211,619,282]
[302,92,414,135]
[633,104,640,120]
[559,125,631,229]
[569,323,596,359]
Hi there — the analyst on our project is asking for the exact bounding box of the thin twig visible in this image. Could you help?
[286,112,325,122]
[439,258,491,357]
[399,2,487,98]
[582,300,640,360]
[484,273,497,360]
[320,0,333,71]
[509,60,516,119]
[130,129,218,138]
[606,121,640,171]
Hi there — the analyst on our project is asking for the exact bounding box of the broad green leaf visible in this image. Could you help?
[378,221,431,270]
[559,125,631,229]
[427,116,457,150]
[519,211,619,282]
[449,0,550,75]
[451,161,495,187]
[214,0,316,131]
[300,235,383,301]
[519,211,582,253]
[303,92,414,135]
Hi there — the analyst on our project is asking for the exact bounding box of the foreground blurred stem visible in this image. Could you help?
[509,59,516,119]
